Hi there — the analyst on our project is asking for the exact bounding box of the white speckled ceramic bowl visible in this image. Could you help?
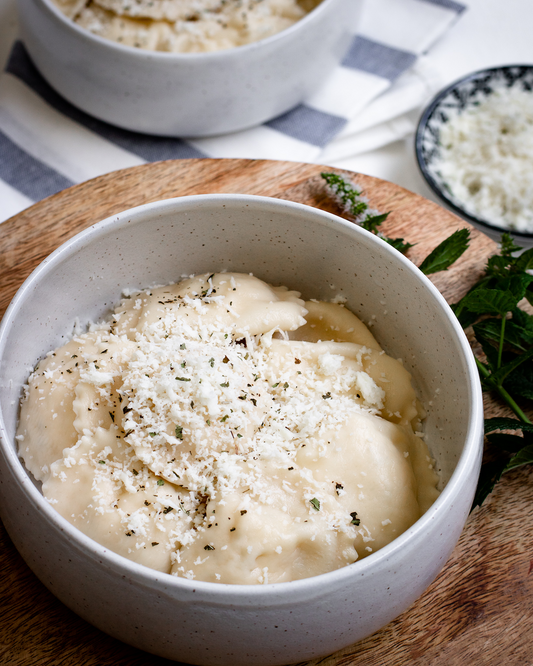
[0,195,483,665]
[16,0,361,136]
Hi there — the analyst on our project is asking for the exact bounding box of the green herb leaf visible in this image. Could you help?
[486,433,526,453]
[310,497,320,511]
[504,361,533,400]
[486,346,533,387]
[175,425,183,440]
[321,172,410,254]
[474,317,532,354]
[460,288,519,317]
[350,511,360,526]
[471,459,508,510]
[418,228,470,275]
[503,444,533,473]
[360,212,389,233]
[500,232,522,257]
[515,247,533,271]
[450,301,479,329]
[484,417,533,434]
[384,236,414,253]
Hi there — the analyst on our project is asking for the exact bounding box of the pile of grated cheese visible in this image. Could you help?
[435,85,533,233]
[17,273,439,584]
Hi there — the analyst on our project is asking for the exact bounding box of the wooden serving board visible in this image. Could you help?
[1,159,532,666]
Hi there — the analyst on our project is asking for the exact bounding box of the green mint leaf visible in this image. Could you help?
[460,288,519,317]
[504,359,533,400]
[450,301,479,328]
[473,318,503,346]
[525,284,533,309]
[515,247,533,271]
[321,172,413,254]
[485,253,512,278]
[506,273,533,301]
[486,432,526,453]
[474,330,499,371]
[360,212,389,233]
[489,346,533,386]
[484,417,533,434]
[503,444,533,473]
[512,307,533,334]
[471,459,508,510]
[383,236,414,253]
[500,232,522,257]
[474,315,533,354]
[505,319,533,350]
[418,228,470,276]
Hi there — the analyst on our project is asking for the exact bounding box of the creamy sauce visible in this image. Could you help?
[17,273,439,584]
[51,0,321,53]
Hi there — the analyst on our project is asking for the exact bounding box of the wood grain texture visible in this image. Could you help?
[1,159,531,666]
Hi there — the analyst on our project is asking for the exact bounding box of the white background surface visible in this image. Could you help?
[1,0,532,210]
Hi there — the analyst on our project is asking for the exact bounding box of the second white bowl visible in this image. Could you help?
[17,0,362,136]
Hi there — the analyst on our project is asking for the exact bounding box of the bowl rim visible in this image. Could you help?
[415,64,533,239]
[0,193,484,600]
[32,0,340,60]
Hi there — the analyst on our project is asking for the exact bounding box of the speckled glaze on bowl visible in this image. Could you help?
[0,195,483,665]
[415,65,533,246]
[16,0,361,137]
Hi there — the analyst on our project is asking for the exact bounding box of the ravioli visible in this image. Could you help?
[17,273,439,584]
[52,0,321,53]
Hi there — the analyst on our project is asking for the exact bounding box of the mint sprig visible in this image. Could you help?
[321,172,413,253]
[321,172,471,265]
[451,232,533,509]
[418,228,471,275]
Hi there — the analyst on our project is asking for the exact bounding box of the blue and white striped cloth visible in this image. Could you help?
[0,0,466,223]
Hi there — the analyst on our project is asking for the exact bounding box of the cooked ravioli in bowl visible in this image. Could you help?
[0,194,483,665]
[17,272,439,584]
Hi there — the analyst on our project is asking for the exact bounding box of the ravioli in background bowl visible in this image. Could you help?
[17,0,361,136]
[51,0,323,53]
